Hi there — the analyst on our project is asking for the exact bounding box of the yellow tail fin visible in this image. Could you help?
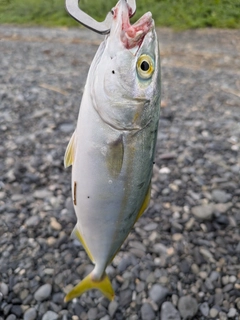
[64,272,114,302]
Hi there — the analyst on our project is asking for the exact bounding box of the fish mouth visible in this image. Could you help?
[112,0,153,50]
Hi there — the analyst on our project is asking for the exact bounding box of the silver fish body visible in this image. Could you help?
[64,0,161,301]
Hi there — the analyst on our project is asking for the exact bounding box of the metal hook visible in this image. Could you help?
[65,0,136,35]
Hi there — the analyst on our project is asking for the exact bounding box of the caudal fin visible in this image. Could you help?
[64,272,114,302]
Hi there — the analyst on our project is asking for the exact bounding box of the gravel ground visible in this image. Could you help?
[0,26,240,320]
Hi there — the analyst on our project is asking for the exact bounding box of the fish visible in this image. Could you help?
[64,0,161,302]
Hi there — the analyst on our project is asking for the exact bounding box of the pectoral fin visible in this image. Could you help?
[106,135,124,178]
[135,182,151,222]
[64,130,76,168]
[71,225,95,263]
[64,271,114,302]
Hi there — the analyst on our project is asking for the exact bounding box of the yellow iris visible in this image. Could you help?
[137,54,154,80]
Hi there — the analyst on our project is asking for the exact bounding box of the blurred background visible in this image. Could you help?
[0,0,240,29]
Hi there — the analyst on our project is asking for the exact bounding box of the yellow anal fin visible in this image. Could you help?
[64,130,76,168]
[135,182,151,223]
[64,272,114,302]
[71,226,95,263]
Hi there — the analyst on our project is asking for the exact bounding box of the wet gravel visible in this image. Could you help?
[0,26,240,320]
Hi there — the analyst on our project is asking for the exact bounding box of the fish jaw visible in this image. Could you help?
[109,0,153,51]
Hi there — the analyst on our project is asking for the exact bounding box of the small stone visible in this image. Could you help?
[108,300,118,317]
[209,307,219,318]
[59,122,74,133]
[223,283,233,292]
[0,282,9,296]
[212,190,231,203]
[178,296,198,319]
[214,203,232,213]
[199,248,216,263]
[159,167,171,174]
[20,289,29,300]
[100,316,110,320]
[33,189,52,199]
[180,260,191,274]
[172,233,183,241]
[219,311,227,320]
[47,237,56,246]
[128,241,146,252]
[6,315,16,320]
[11,305,23,317]
[161,301,180,320]
[50,217,62,231]
[143,222,158,231]
[185,217,195,230]
[229,275,236,283]
[140,303,155,320]
[191,264,199,274]
[34,284,52,301]
[152,243,167,254]
[149,284,169,305]
[172,294,178,307]
[222,275,229,285]
[192,204,214,220]
[200,302,209,317]
[209,271,220,282]
[205,278,214,290]
[42,311,58,320]
[214,292,223,305]
[87,308,98,320]
[227,308,237,318]
[25,216,40,227]
[24,308,37,320]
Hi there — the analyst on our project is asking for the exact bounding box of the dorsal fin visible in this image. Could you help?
[64,130,76,168]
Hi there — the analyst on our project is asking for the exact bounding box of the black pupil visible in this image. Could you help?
[141,61,150,71]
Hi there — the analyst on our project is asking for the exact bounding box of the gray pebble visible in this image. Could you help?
[119,289,132,307]
[24,308,37,320]
[87,308,98,320]
[59,122,75,133]
[212,190,231,203]
[192,204,214,220]
[140,303,155,320]
[149,284,169,305]
[209,271,220,282]
[0,282,8,296]
[227,308,237,318]
[33,189,52,199]
[143,222,158,231]
[199,302,209,317]
[42,311,58,320]
[178,296,198,319]
[25,216,40,227]
[6,315,16,320]
[219,311,227,320]
[108,300,118,317]
[100,316,110,320]
[209,307,219,318]
[34,284,52,301]
[11,305,23,317]
[161,301,180,320]
[214,292,223,305]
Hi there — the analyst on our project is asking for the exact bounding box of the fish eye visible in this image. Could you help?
[137,54,154,80]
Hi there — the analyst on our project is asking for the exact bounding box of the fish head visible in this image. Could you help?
[91,0,161,130]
